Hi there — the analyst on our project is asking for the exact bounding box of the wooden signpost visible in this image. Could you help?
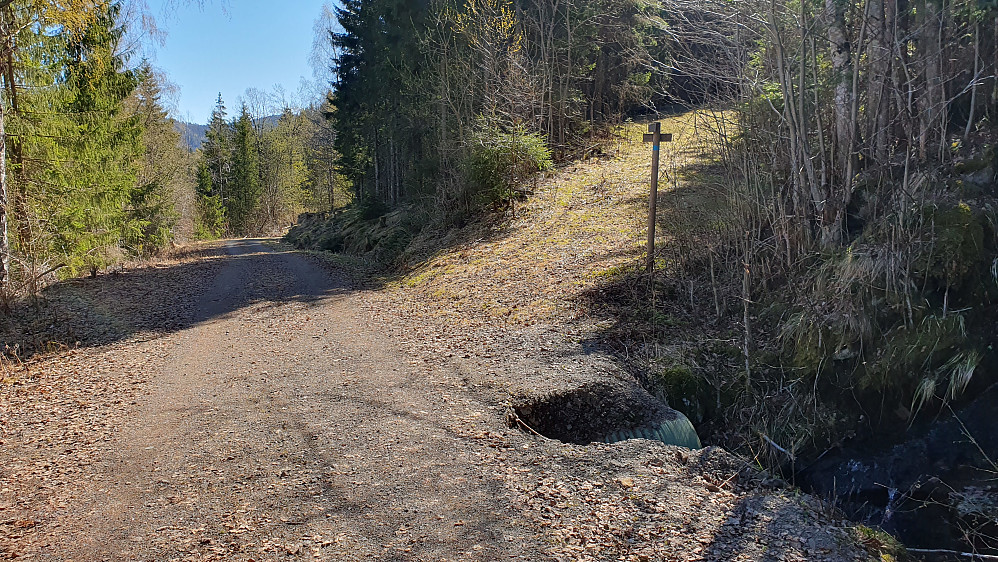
[643,122,673,271]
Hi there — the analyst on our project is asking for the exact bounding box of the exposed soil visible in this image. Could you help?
[1,238,875,561]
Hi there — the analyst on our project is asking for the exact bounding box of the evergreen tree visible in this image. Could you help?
[194,158,225,239]
[50,1,142,275]
[305,96,345,212]
[0,1,205,288]
[193,95,333,238]
[201,93,231,207]
[325,0,663,210]
[125,64,195,254]
[0,0,107,292]
[3,3,70,290]
[331,0,429,205]
[228,103,262,234]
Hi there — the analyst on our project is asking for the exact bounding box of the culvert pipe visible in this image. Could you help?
[510,380,702,450]
[601,414,701,449]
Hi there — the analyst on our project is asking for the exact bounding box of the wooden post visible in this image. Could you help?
[643,123,673,272]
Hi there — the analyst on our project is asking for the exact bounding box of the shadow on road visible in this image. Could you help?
[1,238,352,360]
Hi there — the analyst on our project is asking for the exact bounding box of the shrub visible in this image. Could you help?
[195,194,227,240]
[463,121,553,208]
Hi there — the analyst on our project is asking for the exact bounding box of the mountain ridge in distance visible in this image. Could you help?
[173,120,208,151]
[173,115,283,151]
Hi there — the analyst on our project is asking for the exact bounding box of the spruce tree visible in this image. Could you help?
[3,6,69,289]
[194,159,225,239]
[229,104,262,234]
[0,0,108,291]
[53,1,142,275]
[125,64,198,253]
[201,94,231,211]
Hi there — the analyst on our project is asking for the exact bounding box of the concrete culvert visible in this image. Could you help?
[509,380,701,449]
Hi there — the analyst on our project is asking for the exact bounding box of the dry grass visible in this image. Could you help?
[391,113,712,329]
[378,111,841,466]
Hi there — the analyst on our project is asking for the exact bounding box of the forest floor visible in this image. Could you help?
[2,119,883,561]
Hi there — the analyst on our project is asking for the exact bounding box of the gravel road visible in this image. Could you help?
[1,240,874,561]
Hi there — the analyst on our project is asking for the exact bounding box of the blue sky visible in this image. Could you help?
[143,0,330,124]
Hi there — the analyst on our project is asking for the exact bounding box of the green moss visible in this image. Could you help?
[650,363,709,422]
[590,262,639,281]
[919,201,986,290]
[954,145,995,175]
[854,525,907,561]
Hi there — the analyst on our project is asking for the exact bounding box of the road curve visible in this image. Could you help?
[54,239,539,560]
[4,240,873,562]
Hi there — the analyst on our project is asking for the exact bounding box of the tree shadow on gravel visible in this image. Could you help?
[276,387,533,559]
[0,239,354,361]
[675,449,868,561]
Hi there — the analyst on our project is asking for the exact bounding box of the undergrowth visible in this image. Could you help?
[581,112,998,476]
[285,125,554,268]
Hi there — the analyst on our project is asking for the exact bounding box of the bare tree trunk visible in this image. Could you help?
[823,0,854,247]
[845,0,870,213]
[965,21,979,140]
[993,16,997,115]
[811,35,829,199]
[917,0,943,160]
[889,0,918,154]
[884,0,901,150]
[741,233,752,385]
[327,166,334,212]
[4,29,30,290]
[0,87,7,297]
[867,0,890,162]
[0,9,9,297]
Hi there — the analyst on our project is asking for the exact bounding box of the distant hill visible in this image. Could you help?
[174,121,208,151]
[173,116,284,152]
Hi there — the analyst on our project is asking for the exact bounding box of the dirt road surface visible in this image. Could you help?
[1,240,872,561]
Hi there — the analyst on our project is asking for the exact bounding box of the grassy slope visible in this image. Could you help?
[387,109,998,476]
[392,113,707,329]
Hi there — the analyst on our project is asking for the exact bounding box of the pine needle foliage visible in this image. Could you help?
[1,0,199,292]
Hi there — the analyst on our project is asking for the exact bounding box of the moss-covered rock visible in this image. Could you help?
[648,363,710,423]
[918,201,986,291]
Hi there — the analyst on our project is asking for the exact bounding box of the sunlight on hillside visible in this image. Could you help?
[394,112,711,327]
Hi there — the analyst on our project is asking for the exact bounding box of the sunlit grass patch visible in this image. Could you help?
[391,112,722,327]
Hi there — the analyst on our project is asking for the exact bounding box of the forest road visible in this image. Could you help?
[7,239,874,562]
[51,239,540,561]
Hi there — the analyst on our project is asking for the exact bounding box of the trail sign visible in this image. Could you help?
[643,132,674,143]
[644,122,673,272]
